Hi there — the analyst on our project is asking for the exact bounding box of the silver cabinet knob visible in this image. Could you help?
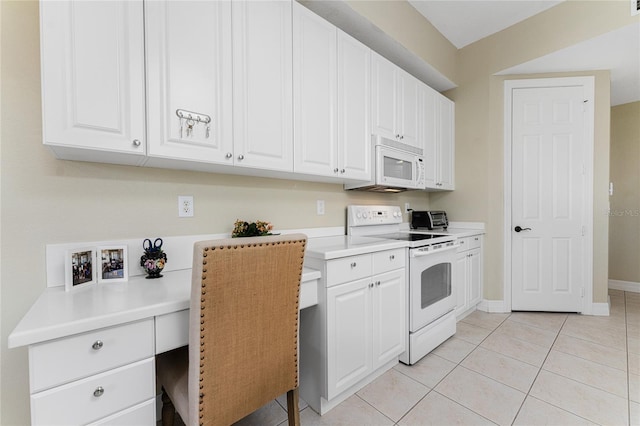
[334,168,339,173]
[92,340,103,350]
[225,152,233,159]
[132,139,141,147]
[390,255,395,260]
[93,386,104,397]
[340,169,345,174]
[395,134,400,139]
[400,135,404,140]
[350,262,356,268]
[369,283,374,288]
[376,281,381,286]
[237,154,244,161]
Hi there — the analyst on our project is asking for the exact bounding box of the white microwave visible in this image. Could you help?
[345,135,425,192]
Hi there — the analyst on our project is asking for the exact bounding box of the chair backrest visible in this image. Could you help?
[188,234,307,426]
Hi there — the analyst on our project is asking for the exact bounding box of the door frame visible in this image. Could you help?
[503,76,595,314]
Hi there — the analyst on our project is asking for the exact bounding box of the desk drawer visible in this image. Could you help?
[156,310,189,354]
[30,319,154,392]
[372,249,405,275]
[31,357,155,426]
[326,254,372,286]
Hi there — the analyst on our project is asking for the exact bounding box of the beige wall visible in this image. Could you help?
[0,2,434,424]
[609,101,640,284]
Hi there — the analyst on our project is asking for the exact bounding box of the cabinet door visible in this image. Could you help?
[454,252,469,317]
[233,0,293,172]
[371,53,397,140]
[397,71,420,148]
[438,96,455,190]
[146,0,232,164]
[337,31,371,181]
[422,86,438,189]
[293,2,337,177]
[40,1,145,164]
[372,269,405,368]
[326,278,372,400]
[468,248,482,307]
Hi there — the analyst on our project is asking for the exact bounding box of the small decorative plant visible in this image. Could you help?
[232,219,274,238]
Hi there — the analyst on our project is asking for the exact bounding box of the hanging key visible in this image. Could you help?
[179,116,184,139]
[186,118,195,137]
[205,120,211,138]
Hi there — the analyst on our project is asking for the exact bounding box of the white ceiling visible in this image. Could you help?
[408,0,640,105]
[408,0,565,49]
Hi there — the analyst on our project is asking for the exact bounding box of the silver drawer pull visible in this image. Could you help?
[389,255,395,260]
[92,340,103,350]
[376,281,381,286]
[93,386,104,397]
[350,262,356,268]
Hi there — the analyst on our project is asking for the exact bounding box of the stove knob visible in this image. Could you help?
[356,212,362,219]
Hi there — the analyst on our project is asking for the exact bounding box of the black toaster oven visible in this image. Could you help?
[411,211,449,230]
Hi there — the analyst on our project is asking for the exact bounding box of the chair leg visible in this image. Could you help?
[161,387,176,426]
[286,388,300,426]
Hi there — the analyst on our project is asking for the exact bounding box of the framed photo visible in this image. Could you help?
[98,246,128,283]
[65,248,97,291]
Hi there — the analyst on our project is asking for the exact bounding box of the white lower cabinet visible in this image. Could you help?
[454,235,483,319]
[28,319,156,425]
[301,248,406,414]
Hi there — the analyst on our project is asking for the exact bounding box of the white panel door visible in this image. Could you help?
[293,2,337,177]
[422,86,438,188]
[372,270,405,368]
[337,30,371,181]
[511,86,585,312]
[146,0,232,164]
[326,278,372,400]
[40,0,145,159]
[232,0,293,172]
[371,53,397,141]
[438,96,455,190]
[398,71,420,148]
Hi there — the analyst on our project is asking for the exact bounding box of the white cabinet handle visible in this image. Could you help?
[132,139,141,147]
[92,340,103,350]
[93,386,104,397]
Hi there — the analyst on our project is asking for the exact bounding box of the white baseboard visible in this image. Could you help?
[589,296,611,316]
[477,299,510,313]
[609,279,640,293]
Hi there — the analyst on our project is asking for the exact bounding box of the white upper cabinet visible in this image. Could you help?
[232,0,294,172]
[40,1,146,164]
[423,85,455,191]
[145,0,233,165]
[371,52,420,150]
[336,30,371,181]
[293,3,370,181]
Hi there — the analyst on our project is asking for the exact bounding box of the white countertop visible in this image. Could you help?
[305,236,408,260]
[8,267,320,349]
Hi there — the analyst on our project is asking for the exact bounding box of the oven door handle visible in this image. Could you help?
[410,244,458,257]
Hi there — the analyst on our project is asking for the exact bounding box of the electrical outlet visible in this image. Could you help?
[178,196,194,217]
[317,200,325,215]
[404,203,411,213]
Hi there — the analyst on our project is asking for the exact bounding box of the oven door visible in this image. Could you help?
[409,245,457,332]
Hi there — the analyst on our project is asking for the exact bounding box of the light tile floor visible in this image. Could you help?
[231,289,640,425]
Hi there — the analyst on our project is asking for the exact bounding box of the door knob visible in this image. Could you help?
[514,226,532,232]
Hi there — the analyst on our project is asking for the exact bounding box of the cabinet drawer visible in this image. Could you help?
[30,319,154,392]
[372,248,405,275]
[31,357,155,426]
[326,254,372,286]
[89,398,156,425]
[457,236,481,252]
[156,310,189,355]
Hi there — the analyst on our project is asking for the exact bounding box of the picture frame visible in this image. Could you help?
[98,245,128,283]
[65,248,97,291]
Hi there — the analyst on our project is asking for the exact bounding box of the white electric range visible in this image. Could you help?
[347,205,459,365]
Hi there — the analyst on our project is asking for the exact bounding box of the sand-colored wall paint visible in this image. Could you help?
[345,0,457,82]
[0,2,433,423]
[609,101,640,283]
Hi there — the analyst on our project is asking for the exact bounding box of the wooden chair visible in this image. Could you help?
[156,234,307,426]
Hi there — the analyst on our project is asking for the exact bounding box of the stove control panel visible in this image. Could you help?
[348,205,403,227]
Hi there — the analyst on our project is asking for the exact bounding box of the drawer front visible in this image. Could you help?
[326,254,372,286]
[30,319,154,392]
[156,310,189,355]
[31,357,155,426]
[372,248,405,275]
[89,398,156,425]
[457,235,482,253]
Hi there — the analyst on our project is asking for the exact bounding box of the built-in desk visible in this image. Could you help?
[8,267,320,425]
